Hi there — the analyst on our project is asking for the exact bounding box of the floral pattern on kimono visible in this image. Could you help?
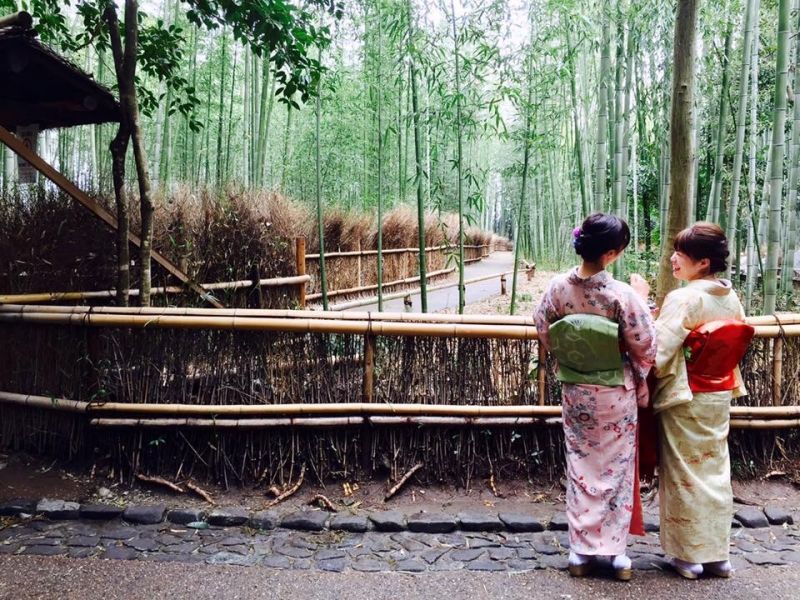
[535,268,656,555]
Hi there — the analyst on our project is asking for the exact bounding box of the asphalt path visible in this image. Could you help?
[343,251,517,313]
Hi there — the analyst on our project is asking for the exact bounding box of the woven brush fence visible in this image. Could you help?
[0,312,561,487]
[1,308,796,487]
[304,244,488,297]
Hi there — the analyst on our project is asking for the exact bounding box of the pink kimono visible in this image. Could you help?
[535,268,656,555]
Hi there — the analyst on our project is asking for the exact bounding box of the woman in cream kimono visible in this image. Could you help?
[654,222,746,579]
[535,213,656,580]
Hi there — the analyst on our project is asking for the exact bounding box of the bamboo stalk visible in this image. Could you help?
[12,303,800,332]
[0,303,536,326]
[86,402,562,417]
[0,275,311,304]
[0,311,540,340]
[729,419,800,429]
[304,243,490,260]
[90,417,366,427]
[330,270,516,311]
[306,267,455,301]
[5,391,800,420]
[0,391,88,413]
[82,416,800,430]
[368,416,561,426]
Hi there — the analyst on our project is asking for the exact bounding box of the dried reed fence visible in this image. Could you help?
[1,306,795,487]
[0,187,501,309]
[304,243,489,297]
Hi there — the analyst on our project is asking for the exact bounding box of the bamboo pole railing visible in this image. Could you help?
[2,392,798,428]
[0,304,536,325]
[305,267,455,301]
[0,310,538,339]
[3,307,800,429]
[330,270,516,311]
[0,275,311,305]
[304,243,490,260]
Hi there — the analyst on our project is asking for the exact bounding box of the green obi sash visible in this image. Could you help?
[548,314,625,386]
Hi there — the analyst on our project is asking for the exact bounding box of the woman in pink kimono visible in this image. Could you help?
[653,223,748,580]
[535,213,656,580]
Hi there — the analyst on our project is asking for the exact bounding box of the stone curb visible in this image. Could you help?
[0,497,791,535]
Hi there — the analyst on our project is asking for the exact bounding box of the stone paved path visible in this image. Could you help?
[2,516,800,575]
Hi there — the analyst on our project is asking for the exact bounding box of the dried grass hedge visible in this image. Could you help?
[0,186,502,306]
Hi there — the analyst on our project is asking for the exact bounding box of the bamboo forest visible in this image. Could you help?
[0,0,794,317]
[6,4,800,588]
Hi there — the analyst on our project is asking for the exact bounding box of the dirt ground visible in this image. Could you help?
[2,448,800,519]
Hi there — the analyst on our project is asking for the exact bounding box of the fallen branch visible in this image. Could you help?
[309,494,338,512]
[385,462,423,501]
[488,473,504,498]
[136,473,185,494]
[265,464,306,508]
[185,481,216,505]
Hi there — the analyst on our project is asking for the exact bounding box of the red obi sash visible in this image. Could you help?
[683,319,755,393]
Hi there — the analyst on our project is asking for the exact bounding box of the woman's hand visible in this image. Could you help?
[630,273,650,301]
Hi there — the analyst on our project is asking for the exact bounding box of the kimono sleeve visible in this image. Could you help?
[619,289,657,382]
[654,290,701,375]
[533,279,561,351]
[731,292,749,399]
[653,290,701,409]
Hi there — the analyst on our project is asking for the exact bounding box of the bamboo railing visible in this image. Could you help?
[0,306,799,428]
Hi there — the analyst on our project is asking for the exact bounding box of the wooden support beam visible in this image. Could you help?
[0,125,223,308]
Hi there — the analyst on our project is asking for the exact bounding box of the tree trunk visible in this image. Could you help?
[764,0,791,314]
[655,0,699,306]
[406,0,427,312]
[725,0,757,278]
[704,27,733,225]
[594,19,611,212]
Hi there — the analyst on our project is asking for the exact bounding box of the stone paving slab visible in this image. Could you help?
[1,515,798,575]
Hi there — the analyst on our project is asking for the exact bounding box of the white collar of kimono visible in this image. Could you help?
[567,266,612,284]
[686,277,732,296]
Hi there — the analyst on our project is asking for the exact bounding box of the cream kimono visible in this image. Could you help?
[654,278,746,564]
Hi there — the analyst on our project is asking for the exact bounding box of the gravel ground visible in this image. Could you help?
[1,555,799,600]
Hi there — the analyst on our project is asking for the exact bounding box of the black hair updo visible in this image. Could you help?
[573,212,631,262]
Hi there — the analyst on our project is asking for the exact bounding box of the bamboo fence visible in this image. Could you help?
[0,305,797,485]
[0,240,494,309]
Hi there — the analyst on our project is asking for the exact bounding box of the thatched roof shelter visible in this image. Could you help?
[0,12,120,130]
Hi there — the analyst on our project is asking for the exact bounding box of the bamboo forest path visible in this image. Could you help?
[344,251,516,314]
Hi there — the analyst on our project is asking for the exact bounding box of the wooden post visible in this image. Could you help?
[773,337,784,406]
[296,237,306,308]
[537,343,547,406]
[357,241,362,287]
[248,265,264,309]
[362,334,376,403]
[500,274,507,295]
